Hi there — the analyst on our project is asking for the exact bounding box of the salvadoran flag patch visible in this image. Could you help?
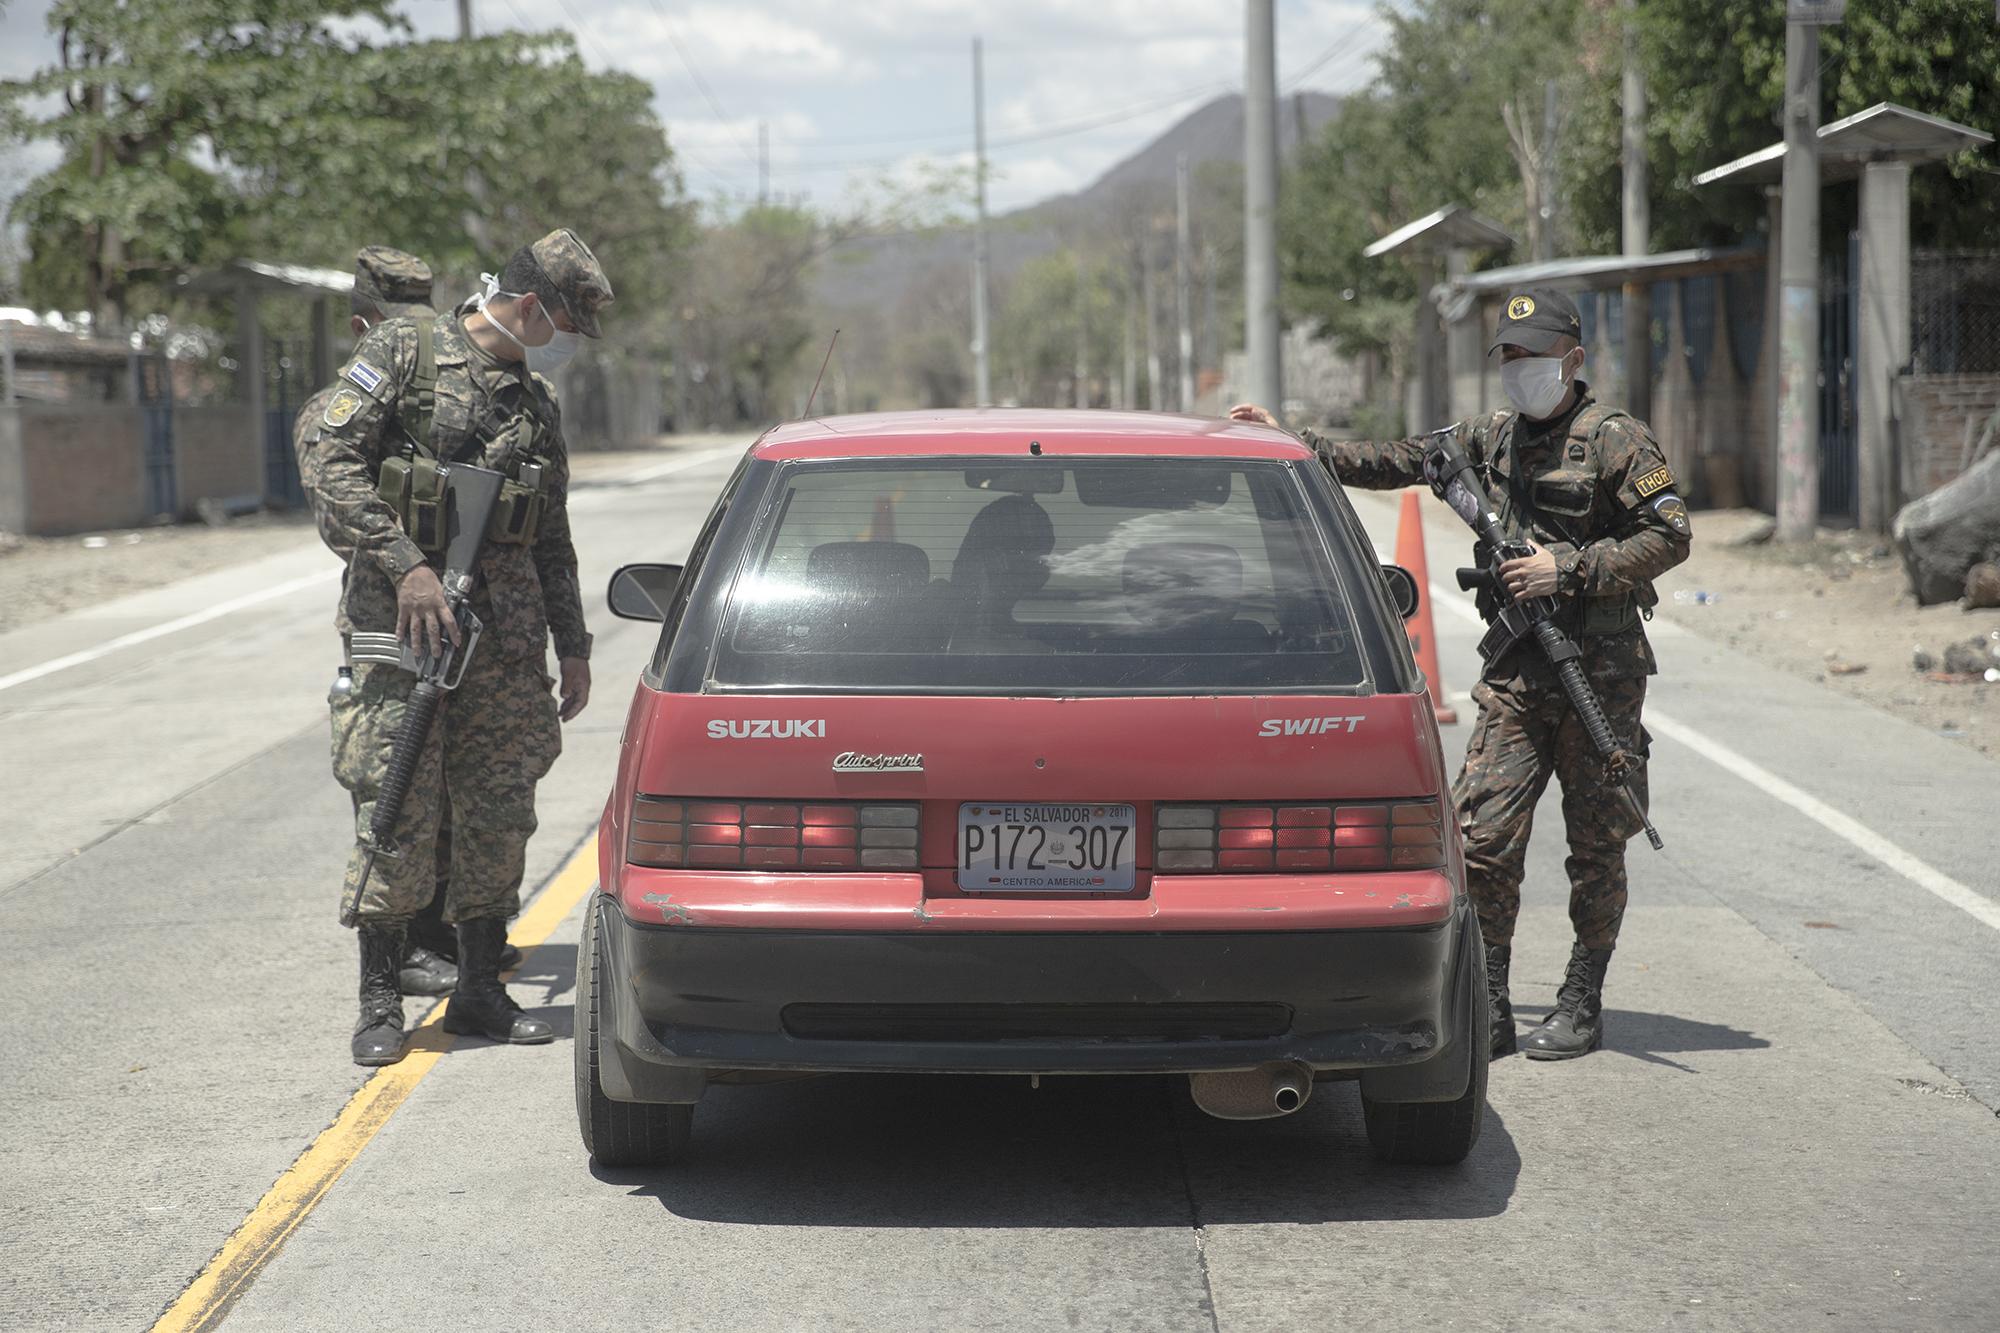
[346,359,385,394]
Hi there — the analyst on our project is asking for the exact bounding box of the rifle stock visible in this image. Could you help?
[340,464,505,926]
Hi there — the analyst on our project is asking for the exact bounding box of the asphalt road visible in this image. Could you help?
[1,440,1996,1333]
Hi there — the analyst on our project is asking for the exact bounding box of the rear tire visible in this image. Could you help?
[1361,919,1488,1165]
[575,893,693,1168]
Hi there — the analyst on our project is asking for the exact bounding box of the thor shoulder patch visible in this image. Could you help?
[1633,464,1675,499]
[1652,493,1691,536]
[322,387,364,428]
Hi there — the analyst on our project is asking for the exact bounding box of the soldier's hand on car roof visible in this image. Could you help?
[1227,403,1279,428]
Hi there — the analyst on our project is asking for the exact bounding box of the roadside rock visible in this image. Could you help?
[1893,448,2000,605]
[1941,638,1996,676]
[1966,562,2000,609]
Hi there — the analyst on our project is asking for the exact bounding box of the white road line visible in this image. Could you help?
[1415,568,2000,933]
[0,445,747,696]
[0,568,340,695]
[1641,711,2000,931]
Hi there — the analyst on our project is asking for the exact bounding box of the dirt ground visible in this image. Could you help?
[1651,509,1999,759]
[4,458,1994,759]
[0,436,730,636]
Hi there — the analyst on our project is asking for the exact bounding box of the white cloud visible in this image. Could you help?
[0,0,1395,211]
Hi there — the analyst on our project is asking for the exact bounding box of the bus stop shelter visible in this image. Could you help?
[1694,102,1991,530]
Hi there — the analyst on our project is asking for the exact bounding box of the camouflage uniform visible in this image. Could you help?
[294,246,436,533]
[1303,384,1691,951]
[301,235,600,927]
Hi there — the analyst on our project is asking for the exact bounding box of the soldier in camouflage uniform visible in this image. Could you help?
[301,229,610,1066]
[1232,286,1691,1061]
[292,247,473,1002]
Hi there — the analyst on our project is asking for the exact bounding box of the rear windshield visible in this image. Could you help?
[709,457,1367,693]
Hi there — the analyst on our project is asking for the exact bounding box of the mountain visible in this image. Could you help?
[812,91,1342,317]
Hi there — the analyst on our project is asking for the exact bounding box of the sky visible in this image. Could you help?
[0,0,1400,215]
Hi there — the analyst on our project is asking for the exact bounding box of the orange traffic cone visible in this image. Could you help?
[1395,489,1457,725]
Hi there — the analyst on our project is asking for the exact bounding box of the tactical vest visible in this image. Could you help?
[374,316,551,552]
[1485,402,1656,638]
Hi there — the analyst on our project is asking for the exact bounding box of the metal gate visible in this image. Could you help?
[1817,232,1859,520]
[134,353,177,518]
[263,336,306,509]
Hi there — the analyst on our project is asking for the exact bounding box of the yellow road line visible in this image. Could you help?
[151,835,601,1333]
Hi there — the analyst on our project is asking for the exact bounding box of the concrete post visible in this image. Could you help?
[236,275,267,500]
[1856,160,1910,532]
[1243,0,1283,411]
[1775,21,1821,541]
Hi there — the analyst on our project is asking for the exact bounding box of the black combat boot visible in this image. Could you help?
[352,924,409,1067]
[398,943,457,997]
[1523,942,1613,1060]
[441,917,553,1044]
[409,890,521,971]
[1486,942,1518,1059]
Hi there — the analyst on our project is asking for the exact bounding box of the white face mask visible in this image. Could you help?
[1500,352,1577,419]
[476,273,581,376]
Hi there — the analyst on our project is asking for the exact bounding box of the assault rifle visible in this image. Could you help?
[1420,428,1663,851]
[339,463,505,926]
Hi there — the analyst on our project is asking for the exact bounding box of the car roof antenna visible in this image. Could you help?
[803,328,840,418]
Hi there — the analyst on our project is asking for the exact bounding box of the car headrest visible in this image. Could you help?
[951,495,1054,599]
[807,541,931,599]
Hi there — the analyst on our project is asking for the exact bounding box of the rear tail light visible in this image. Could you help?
[1155,800,1445,872]
[628,797,920,870]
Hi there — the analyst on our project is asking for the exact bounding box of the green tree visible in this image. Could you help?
[993,251,1122,407]
[1621,0,2000,249]
[0,0,397,327]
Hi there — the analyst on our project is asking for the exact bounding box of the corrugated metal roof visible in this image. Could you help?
[1694,102,1992,188]
[1363,205,1516,259]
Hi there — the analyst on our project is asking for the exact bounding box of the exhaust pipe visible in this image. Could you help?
[1188,1062,1314,1120]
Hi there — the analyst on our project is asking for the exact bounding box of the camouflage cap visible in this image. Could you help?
[352,245,435,318]
[528,228,613,338]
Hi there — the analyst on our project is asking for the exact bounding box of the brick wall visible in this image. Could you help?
[172,405,261,507]
[1898,373,2000,500]
[13,404,150,535]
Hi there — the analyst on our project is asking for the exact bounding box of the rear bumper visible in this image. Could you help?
[595,894,1480,1104]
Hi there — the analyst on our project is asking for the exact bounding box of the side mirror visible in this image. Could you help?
[1379,564,1421,621]
[608,563,684,622]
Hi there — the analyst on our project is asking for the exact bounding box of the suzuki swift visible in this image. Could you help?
[575,409,1487,1169]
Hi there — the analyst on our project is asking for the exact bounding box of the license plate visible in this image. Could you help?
[957,803,1138,892]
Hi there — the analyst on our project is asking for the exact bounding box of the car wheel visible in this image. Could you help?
[1360,919,1488,1165]
[575,892,693,1168]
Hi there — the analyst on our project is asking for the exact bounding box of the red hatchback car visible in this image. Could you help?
[575,410,1487,1168]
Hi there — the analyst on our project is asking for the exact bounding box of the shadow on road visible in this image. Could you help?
[1509,1005,1769,1072]
[599,1070,1519,1227]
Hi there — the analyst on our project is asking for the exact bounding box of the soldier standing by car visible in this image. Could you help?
[300,229,611,1066]
[1230,286,1691,1060]
[295,245,463,1001]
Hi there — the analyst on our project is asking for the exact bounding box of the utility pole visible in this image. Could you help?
[457,0,490,256]
[1175,152,1196,413]
[1244,0,1283,411]
[1776,7,1826,540]
[456,0,473,40]
[1142,233,1162,410]
[758,121,769,206]
[1073,249,1089,408]
[1620,0,1651,419]
[1122,273,1137,411]
[970,37,993,407]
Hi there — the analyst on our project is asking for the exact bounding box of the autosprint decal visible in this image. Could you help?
[1257,716,1364,738]
[832,752,924,773]
[706,719,827,739]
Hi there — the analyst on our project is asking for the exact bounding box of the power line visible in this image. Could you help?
[643,0,762,169]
